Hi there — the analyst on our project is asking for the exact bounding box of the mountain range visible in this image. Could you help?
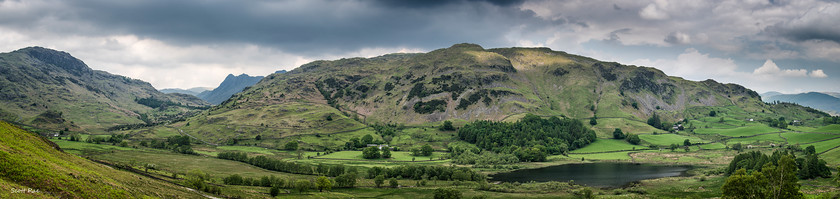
[171,43,825,144]
[159,87,213,96]
[762,91,840,115]
[0,47,209,132]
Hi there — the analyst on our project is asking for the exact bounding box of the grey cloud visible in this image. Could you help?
[0,0,548,56]
[373,0,525,8]
[664,32,690,44]
[606,28,632,43]
[764,3,840,43]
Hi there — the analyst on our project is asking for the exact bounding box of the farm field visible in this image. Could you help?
[782,132,840,144]
[639,133,707,146]
[570,138,640,153]
[694,125,781,137]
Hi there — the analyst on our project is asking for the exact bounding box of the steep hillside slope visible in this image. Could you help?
[0,121,203,198]
[196,74,263,105]
[0,47,210,132]
[763,92,840,115]
[176,44,824,141]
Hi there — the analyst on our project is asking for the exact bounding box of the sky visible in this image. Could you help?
[0,0,838,94]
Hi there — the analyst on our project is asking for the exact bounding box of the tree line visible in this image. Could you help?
[217,151,336,176]
[366,165,485,182]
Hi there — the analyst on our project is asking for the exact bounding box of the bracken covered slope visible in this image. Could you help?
[178,44,824,141]
[0,121,204,198]
[0,47,210,132]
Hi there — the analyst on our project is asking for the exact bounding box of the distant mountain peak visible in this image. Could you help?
[196,73,264,105]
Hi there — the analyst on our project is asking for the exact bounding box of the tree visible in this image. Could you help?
[613,128,625,139]
[440,120,455,131]
[421,144,434,156]
[763,155,803,199]
[683,139,691,146]
[361,134,374,145]
[804,145,816,155]
[722,153,804,199]
[731,143,743,152]
[269,186,280,196]
[589,116,597,125]
[294,179,311,193]
[647,113,662,129]
[223,174,244,185]
[186,169,208,191]
[363,146,380,159]
[374,175,385,187]
[260,176,273,187]
[722,168,767,199]
[626,134,641,145]
[389,178,399,188]
[285,141,299,151]
[255,135,262,140]
[381,147,392,158]
[335,173,357,188]
[669,144,679,151]
[719,117,725,123]
[709,110,717,117]
[315,176,332,192]
[433,188,462,199]
[835,166,840,185]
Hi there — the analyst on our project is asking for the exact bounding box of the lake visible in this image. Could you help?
[489,163,691,187]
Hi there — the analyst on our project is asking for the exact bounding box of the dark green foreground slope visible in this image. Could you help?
[0,121,204,198]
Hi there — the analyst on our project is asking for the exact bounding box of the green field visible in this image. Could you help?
[698,142,726,150]
[570,138,640,153]
[781,132,840,144]
[565,151,632,161]
[694,125,781,137]
[639,133,706,146]
[812,124,840,133]
[807,137,840,153]
[727,133,786,145]
[819,148,840,165]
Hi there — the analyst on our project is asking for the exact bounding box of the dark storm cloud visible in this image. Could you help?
[373,0,525,8]
[3,0,552,55]
[763,3,840,44]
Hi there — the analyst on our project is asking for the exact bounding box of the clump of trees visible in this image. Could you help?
[411,144,435,156]
[823,116,840,125]
[440,121,455,131]
[140,135,195,155]
[722,152,803,199]
[767,117,789,129]
[613,128,625,139]
[457,114,596,162]
[345,134,383,150]
[625,134,641,145]
[185,169,221,195]
[363,146,381,159]
[725,149,831,180]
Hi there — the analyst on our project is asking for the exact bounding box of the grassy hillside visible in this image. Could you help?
[0,47,210,132]
[0,121,203,198]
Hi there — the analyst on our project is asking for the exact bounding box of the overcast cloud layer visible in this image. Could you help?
[0,0,838,93]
